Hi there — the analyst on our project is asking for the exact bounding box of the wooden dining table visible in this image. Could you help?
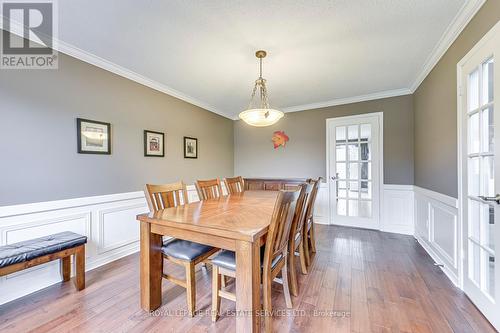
[136,190,280,333]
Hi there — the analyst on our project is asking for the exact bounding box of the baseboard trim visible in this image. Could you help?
[415,234,460,288]
[380,224,414,235]
[313,216,330,225]
[0,190,149,305]
[413,186,460,290]
[0,184,461,305]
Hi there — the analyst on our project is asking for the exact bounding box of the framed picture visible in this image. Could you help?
[77,118,111,154]
[184,136,198,159]
[144,130,165,157]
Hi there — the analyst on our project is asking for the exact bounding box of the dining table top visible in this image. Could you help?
[137,190,280,242]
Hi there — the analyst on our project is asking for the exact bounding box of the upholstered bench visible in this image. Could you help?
[0,231,87,291]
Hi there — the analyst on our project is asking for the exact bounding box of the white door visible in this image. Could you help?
[459,22,500,331]
[327,113,381,229]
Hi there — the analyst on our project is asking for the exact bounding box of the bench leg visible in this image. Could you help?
[61,256,71,282]
[75,245,85,291]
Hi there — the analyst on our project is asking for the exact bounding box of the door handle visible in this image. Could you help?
[331,174,339,197]
[479,194,500,204]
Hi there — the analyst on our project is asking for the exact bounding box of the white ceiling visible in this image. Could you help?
[52,0,475,118]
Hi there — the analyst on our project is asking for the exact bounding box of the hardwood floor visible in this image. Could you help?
[0,225,496,333]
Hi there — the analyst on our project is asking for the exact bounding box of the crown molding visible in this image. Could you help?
[0,20,230,119]
[1,0,486,119]
[234,87,411,119]
[55,40,230,119]
[409,0,486,93]
[281,88,412,113]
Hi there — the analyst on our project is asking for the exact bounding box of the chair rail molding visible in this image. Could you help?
[322,182,460,287]
[313,182,329,225]
[0,182,458,304]
[0,182,326,305]
[381,184,415,235]
[0,191,149,305]
[413,185,460,287]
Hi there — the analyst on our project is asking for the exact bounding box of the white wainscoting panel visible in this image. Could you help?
[96,204,145,255]
[0,184,463,303]
[0,181,332,305]
[381,185,414,235]
[415,192,431,239]
[413,186,459,286]
[313,182,329,225]
[185,184,227,202]
[0,191,149,305]
[186,185,200,203]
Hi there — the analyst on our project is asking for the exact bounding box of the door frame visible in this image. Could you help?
[325,112,384,229]
[458,19,500,287]
[457,20,500,330]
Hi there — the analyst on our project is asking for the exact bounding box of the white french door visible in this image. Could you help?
[327,113,381,229]
[459,21,500,331]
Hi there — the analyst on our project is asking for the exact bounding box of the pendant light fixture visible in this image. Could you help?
[239,50,284,127]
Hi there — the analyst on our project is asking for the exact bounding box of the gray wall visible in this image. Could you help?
[413,0,500,198]
[5,0,498,205]
[0,49,234,205]
[234,95,414,185]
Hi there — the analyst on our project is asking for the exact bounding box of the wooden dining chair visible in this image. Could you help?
[287,181,314,296]
[195,178,223,200]
[303,177,322,267]
[144,181,219,316]
[223,176,244,194]
[210,188,303,331]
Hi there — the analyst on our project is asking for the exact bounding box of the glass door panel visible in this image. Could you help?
[328,115,380,229]
[466,56,496,300]
[460,26,500,330]
[336,124,372,218]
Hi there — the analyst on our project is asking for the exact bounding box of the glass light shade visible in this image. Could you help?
[238,108,284,127]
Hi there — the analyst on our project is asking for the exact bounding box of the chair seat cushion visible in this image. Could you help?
[0,231,87,268]
[211,248,282,271]
[210,250,237,271]
[162,238,214,261]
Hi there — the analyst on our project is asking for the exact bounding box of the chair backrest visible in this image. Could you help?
[144,181,188,212]
[196,178,223,200]
[262,189,302,273]
[289,182,314,247]
[304,177,322,222]
[224,176,244,194]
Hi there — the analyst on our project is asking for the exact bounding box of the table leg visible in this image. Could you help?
[140,221,163,311]
[235,240,261,333]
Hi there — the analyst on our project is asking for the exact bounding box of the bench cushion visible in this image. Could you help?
[0,232,87,268]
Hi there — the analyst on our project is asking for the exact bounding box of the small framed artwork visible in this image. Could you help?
[77,118,111,154]
[184,136,198,159]
[144,130,165,157]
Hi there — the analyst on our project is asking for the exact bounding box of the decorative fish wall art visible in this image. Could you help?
[272,131,289,149]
